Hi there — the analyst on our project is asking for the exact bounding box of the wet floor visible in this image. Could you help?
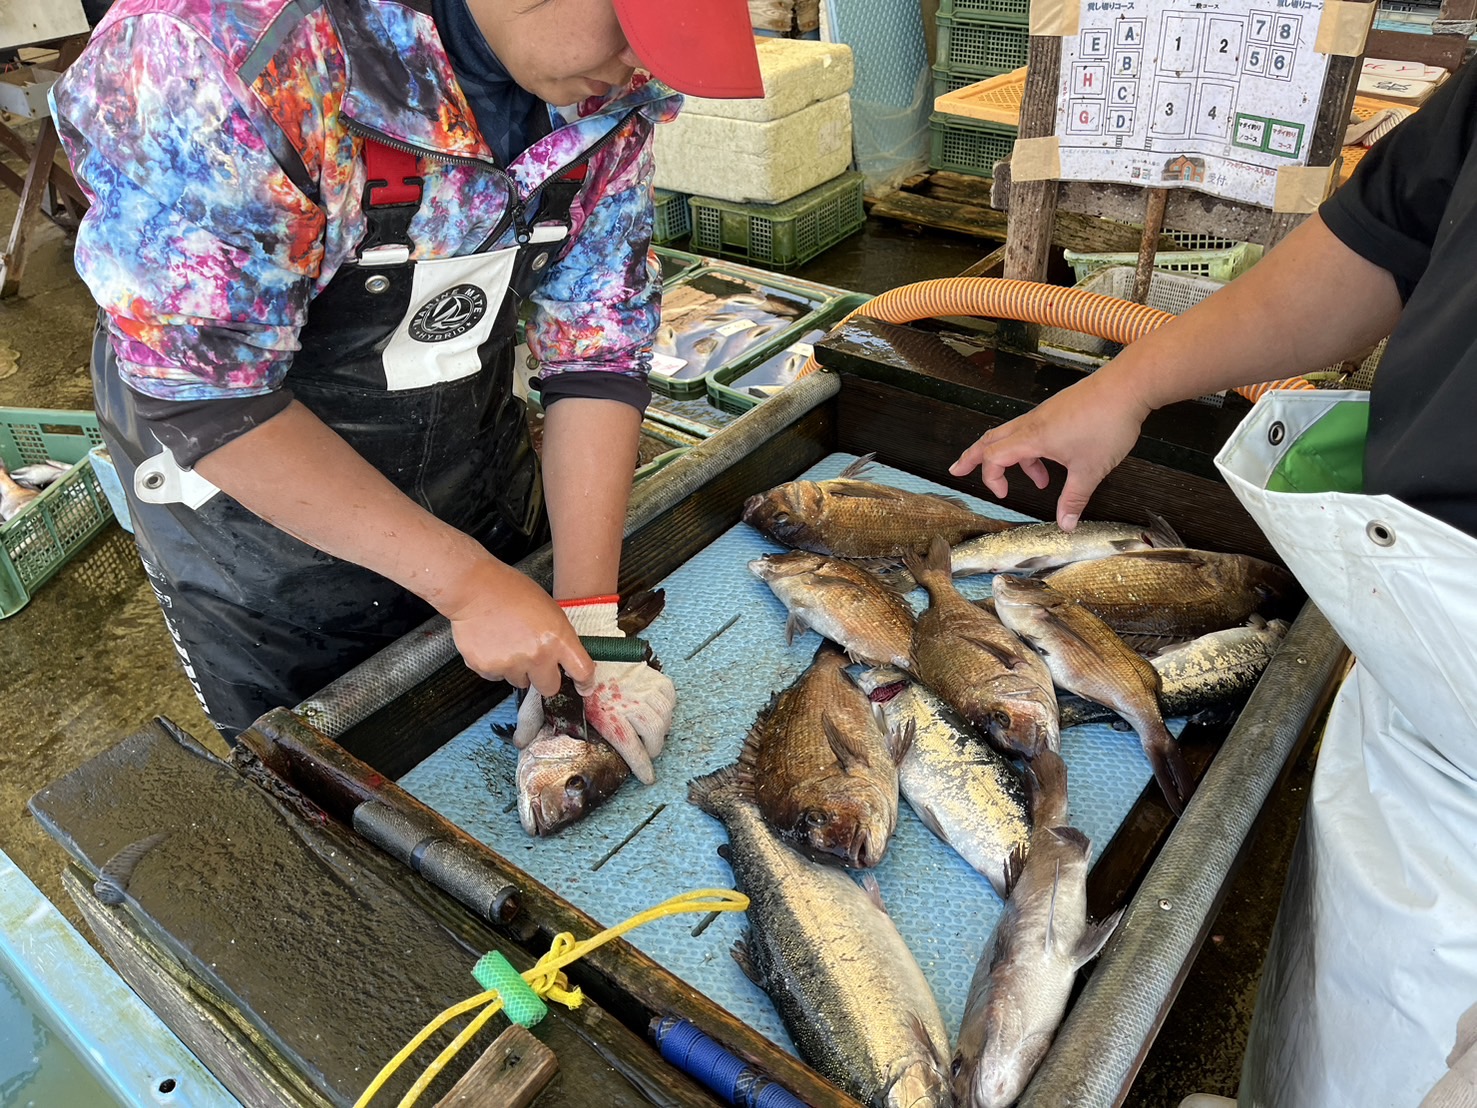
[0,136,1308,1105]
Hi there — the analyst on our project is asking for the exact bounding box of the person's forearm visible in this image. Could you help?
[541,395,642,600]
[1099,213,1403,411]
[193,400,499,613]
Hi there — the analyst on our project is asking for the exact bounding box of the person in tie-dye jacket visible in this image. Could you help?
[50,0,762,782]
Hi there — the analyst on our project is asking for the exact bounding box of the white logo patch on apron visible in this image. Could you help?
[381,248,518,390]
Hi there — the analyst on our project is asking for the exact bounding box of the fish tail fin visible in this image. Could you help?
[1027,749,1070,827]
[904,535,954,595]
[1145,512,1184,549]
[1073,906,1125,969]
[687,765,751,815]
[1145,724,1194,816]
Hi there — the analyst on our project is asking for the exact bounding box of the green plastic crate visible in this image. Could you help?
[707,293,870,415]
[938,0,1030,23]
[937,15,1029,77]
[688,171,866,270]
[653,189,691,245]
[929,112,1018,177]
[1063,241,1263,284]
[0,408,114,619]
[932,65,980,103]
[653,244,705,285]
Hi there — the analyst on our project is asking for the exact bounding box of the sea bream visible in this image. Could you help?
[743,453,1016,559]
[749,551,916,669]
[740,642,901,869]
[857,667,1031,899]
[952,751,1123,1108]
[1042,548,1299,640]
[906,536,1059,759]
[690,765,954,1108]
[1058,616,1290,729]
[992,574,1194,815]
[0,462,39,522]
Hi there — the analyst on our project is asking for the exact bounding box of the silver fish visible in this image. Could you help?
[11,459,71,490]
[950,516,1182,578]
[1059,617,1289,728]
[0,462,39,522]
[857,667,1030,899]
[690,766,955,1108]
[952,752,1122,1108]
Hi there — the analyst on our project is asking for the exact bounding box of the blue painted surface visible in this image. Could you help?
[0,849,240,1108]
[399,454,1187,1056]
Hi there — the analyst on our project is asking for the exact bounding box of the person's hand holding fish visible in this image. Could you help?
[511,595,676,784]
[949,368,1154,532]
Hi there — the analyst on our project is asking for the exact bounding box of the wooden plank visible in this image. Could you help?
[1,117,60,297]
[1365,27,1468,70]
[0,161,24,197]
[1004,35,1065,283]
[957,243,1009,278]
[434,1026,558,1108]
[995,160,1279,244]
[62,866,328,1108]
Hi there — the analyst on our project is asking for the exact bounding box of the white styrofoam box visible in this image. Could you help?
[0,67,60,120]
[654,93,852,204]
[676,38,853,122]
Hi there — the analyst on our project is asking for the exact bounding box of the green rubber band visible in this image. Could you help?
[471,952,548,1028]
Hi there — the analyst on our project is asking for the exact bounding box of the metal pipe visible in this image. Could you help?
[1016,601,1347,1108]
[293,370,842,739]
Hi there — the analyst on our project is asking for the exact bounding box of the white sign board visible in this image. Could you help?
[1054,0,1331,207]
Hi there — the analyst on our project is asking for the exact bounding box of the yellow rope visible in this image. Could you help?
[352,888,749,1108]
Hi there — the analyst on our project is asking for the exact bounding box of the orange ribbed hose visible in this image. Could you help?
[797,278,1314,402]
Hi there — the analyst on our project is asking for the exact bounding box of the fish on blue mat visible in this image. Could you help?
[739,641,901,870]
[689,764,955,1108]
[748,550,915,669]
[952,751,1122,1108]
[742,453,1018,560]
[947,515,1183,579]
[1058,616,1289,729]
[992,575,1195,817]
[856,667,1031,900]
[905,536,1059,761]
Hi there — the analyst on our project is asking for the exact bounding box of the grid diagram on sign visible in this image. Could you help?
[1055,0,1330,207]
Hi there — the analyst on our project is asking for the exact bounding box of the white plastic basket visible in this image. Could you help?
[1039,266,1227,369]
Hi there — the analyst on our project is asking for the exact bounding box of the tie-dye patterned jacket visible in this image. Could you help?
[51,0,681,407]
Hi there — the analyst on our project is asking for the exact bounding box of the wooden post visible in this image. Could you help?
[433,1026,558,1108]
[1130,189,1170,305]
[1002,35,1066,284]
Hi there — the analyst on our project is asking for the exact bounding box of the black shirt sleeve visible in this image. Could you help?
[1320,60,1477,300]
[535,369,651,412]
[132,388,295,468]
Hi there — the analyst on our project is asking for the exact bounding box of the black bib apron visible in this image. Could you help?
[94,139,590,740]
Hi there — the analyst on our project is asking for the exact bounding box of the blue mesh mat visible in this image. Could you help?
[399,454,1187,1057]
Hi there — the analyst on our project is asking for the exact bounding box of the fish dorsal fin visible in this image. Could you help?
[1123,548,1206,567]
[1045,858,1061,954]
[823,714,873,773]
[837,452,877,479]
[1146,512,1183,549]
[826,480,905,501]
[859,872,887,913]
[1073,907,1125,968]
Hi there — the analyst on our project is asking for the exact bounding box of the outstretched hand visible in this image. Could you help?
[949,371,1153,531]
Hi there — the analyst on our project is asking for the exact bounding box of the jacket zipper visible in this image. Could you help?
[345,109,638,250]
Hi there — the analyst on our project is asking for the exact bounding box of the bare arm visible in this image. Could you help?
[194,401,594,695]
[951,214,1404,527]
[540,396,642,600]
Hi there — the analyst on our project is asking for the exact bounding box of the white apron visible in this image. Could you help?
[1214,390,1477,1108]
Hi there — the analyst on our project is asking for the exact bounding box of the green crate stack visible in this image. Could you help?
[931,64,979,104]
[687,171,866,269]
[936,14,1029,77]
[929,112,1017,177]
[653,189,692,244]
[0,408,115,619]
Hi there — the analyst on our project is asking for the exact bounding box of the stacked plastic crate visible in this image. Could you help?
[929,0,1030,177]
[653,38,867,268]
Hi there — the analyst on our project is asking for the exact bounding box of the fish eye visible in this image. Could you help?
[771,511,789,525]
[803,808,830,828]
[564,774,587,798]
[951,1058,963,1078]
[990,710,1011,729]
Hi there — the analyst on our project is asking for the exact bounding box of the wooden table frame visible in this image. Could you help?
[0,34,90,298]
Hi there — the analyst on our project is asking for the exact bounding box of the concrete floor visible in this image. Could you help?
[0,142,1311,1105]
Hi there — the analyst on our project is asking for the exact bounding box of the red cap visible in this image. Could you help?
[613,0,765,99]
